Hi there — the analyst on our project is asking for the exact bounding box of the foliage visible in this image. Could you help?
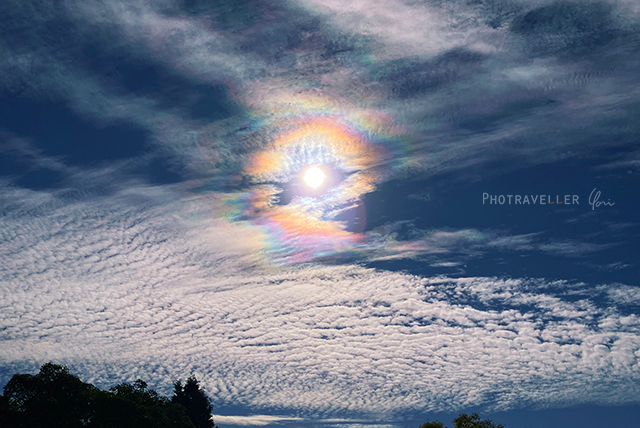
[172,376,216,428]
[420,421,445,428]
[0,363,214,428]
[2,362,98,428]
[453,413,505,428]
[420,413,506,428]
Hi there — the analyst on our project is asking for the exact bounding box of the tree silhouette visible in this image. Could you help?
[2,362,98,428]
[419,421,445,428]
[420,413,506,428]
[96,378,195,428]
[452,413,505,428]
[171,376,216,428]
[0,363,202,428]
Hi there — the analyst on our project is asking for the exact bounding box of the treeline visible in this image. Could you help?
[420,413,506,428]
[0,362,216,428]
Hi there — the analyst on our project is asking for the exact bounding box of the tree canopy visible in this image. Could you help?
[0,363,216,428]
[172,376,215,428]
[420,413,506,428]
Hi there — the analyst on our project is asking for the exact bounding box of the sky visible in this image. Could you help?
[1,0,639,427]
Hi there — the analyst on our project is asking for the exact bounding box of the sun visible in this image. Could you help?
[303,166,325,189]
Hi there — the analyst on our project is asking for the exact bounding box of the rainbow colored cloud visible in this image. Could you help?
[224,96,407,264]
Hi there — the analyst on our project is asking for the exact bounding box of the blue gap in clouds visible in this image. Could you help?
[0,90,148,166]
[406,404,640,428]
[0,149,64,190]
[13,168,65,190]
[362,153,640,286]
[80,42,238,122]
[486,404,640,428]
[136,155,185,185]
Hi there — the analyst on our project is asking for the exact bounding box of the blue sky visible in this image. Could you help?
[1,0,639,427]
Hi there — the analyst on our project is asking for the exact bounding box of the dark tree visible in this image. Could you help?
[0,392,17,428]
[452,413,505,428]
[2,362,97,428]
[419,413,506,428]
[172,376,216,428]
[419,421,445,428]
[0,363,197,428]
[97,378,195,428]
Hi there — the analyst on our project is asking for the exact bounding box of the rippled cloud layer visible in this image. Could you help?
[2,189,639,420]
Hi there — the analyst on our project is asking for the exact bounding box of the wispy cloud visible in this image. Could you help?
[212,415,304,426]
[210,414,382,427]
[362,225,614,262]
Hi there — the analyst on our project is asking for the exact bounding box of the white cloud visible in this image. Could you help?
[605,284,640,306]
[298,0,501,59]
[212,415,304,426]
[1,185,639,418]
[67,0,263,82]
[210,415,389,427]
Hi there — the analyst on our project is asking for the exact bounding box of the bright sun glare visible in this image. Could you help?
[303,166,325,189]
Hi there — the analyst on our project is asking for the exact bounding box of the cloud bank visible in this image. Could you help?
[1,188,639,419]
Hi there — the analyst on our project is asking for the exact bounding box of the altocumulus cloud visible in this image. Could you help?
[1,185,639,419]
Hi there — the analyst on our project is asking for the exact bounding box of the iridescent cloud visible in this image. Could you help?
[224,95,408,264]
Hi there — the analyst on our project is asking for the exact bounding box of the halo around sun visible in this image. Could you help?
[304,166,325,189]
